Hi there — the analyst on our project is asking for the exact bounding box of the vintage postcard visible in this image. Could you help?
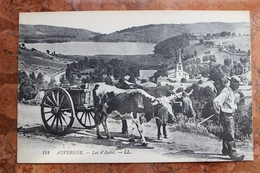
[17,11,253,163]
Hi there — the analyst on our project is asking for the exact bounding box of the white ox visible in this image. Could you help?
[93,83,175,146]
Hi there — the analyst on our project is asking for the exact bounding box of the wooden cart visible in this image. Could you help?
[40,83,97,135]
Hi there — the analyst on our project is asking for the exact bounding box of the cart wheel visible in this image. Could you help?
[41,87,75,135]
[76,108,96,129]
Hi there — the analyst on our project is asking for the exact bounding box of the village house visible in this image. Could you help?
[80,68,95,80]
[139,70,157,80]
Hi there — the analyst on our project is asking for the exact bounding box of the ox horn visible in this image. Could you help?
[175,92,183,99]
[183,89,194,96]
[152,99,160,105]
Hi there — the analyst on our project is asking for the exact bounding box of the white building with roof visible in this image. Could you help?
[167,49,189,82]
[139,70,157,80]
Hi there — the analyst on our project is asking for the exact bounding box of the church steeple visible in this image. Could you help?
[176,48,183,72]
[178,48,182,64]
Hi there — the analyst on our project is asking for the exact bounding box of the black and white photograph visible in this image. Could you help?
[17,11,253,163]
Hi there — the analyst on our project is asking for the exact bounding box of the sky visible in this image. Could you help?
[19,11,250,34]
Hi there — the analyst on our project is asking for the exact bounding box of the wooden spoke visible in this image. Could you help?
[89,112,94,119]
[62,112,72,119]
[84,112,87,125]
[60,115,68,125]
[56,116,59,130]
[59,99,68,109]
[87,112,92,126]
[59,116,63,129]
[80,112,85,121]
[46,114,55,123]
[52,91,57,106]
[50,116,57,129]
[43,103,52,108]
[57,91,60,105]
[59,94,65,107]
[60,108,71,112]
[46,95,56,107]
[44,111,52,114]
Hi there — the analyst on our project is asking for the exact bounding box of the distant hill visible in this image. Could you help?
[93,22,250,43]
[93,24,188,43]
[185,22,249,35]
[19,22,250,44]
[19,24,100,43]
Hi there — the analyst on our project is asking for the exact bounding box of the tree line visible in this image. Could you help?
[153,34,190,60]
[64,57,141,86]
[18,71,47,101]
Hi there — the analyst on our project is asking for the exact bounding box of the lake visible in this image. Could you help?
[25,42,156,56]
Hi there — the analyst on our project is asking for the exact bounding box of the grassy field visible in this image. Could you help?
[184,36,250,65]
[210,36,250,52]
[184,44,218,57]
[19,48,70,76]
[19,48,68,67]
[214,52,247,64]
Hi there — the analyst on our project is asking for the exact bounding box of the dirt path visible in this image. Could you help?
[17,104,253,163]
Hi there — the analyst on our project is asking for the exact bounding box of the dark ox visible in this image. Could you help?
[93,83,172,146]
[121,85,177,140]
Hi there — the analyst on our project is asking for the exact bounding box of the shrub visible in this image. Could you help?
[204,120,223,138]
[209,56,216,63]
[141,79,147,83]
[199,39,204,44]
[198,80,203,84]
[202,56,209,62]
[196,57,201,64]
[234,104,252,140]
[181,78,187,83]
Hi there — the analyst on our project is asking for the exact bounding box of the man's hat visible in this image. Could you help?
[228,76,242,84]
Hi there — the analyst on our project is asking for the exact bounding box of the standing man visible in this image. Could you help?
[213,76,244,161]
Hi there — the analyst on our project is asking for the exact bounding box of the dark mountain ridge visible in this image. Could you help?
[19,24,100,43]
